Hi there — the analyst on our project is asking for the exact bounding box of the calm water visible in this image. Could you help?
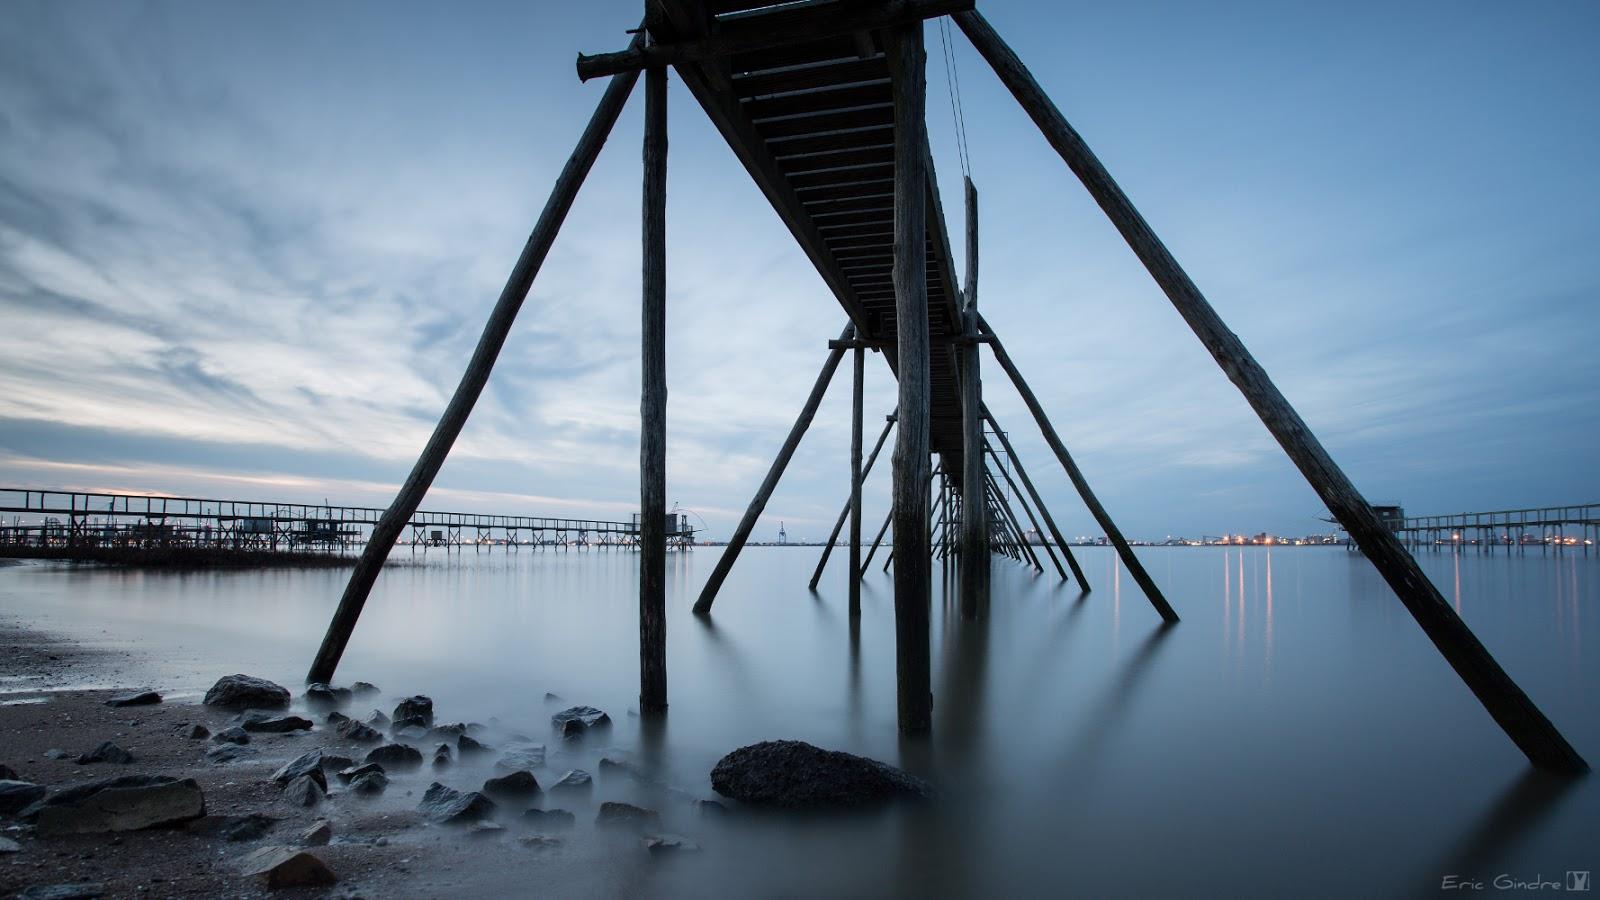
[2,545,1596,897]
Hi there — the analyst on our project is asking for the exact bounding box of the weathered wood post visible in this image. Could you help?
[810,416,895,589]
[980,317,1180,624]
[693,325,856,614]
[862,505,893,575]
[850,346,865,616]
[639,63,668,713]
[956,8,1586,773]
[983,405,1087,586]
[305,44,643,685]
[888,21,932,733]
[958,176,989,619]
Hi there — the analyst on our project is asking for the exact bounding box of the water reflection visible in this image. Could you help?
[1414,770,1580,896]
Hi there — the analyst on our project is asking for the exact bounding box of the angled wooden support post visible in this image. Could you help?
[983,404,1087,586]
[810,416,896,590]
[639,63,669,713]
[988,473,1042,571]
[984,439,1067,580]
[957,7,1586,773]
[980,317,1179,623]
[849,346,866,616]
[305,42,644,685]
[958,175,989,619]
[692,324,856,615]
[862,505,893,575]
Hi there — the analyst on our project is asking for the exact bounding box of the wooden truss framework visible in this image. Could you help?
[306,2,1586,774]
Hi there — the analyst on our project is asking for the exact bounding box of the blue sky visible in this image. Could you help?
[0,1,1596,540]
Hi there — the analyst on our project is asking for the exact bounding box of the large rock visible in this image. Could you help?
[710,740,931,810]
[241,714,313,734]
[348,771,389,797]
[282,774,325,808]
[596,802,659,830]
[336,762,384,784]
[303,683,351,708]
[392,696,434,728]
[75,742,133,765]
[239,846,338,888]
[366,743,423,770]
[432,744,453,769]
[350,681,381,697]
[212,726,250,745]
[549,770,592,794]
[0,779,47,814]
[23,776,205,836]
[301,819,332,846]
[272,751,327,790]
[105,690,161,708]
[551,706,610,739]
[203,675,290,710]
[417,782,496,825]
[483,771,540,800]
[457,734,492,757]
[337,720,383,745]
[494,745,545,772]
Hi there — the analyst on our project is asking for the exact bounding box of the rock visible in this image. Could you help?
[325,711,351,726]
[350,681,380,696]
[337,720,383,745]
[430,722,467,739]
[212,726,250,745]
[0,779,48,814]
[457,734,492,757]
[43,749,70,760]
[432,744,453,768]
[392,695,434,728]
[24,776,206,836]
[494,745,545,772]
[203,674,290,710]
[695,799,728,817]
[301,819,333,846]
[241,714,313,734]
[186,724,210,740]
[303,683,351,708]
[596,802,660,831]
[271,750,325,786]
[519,835,563,849]
[551,706,610,739]
[348,771,389,797]
[0,763,17,780]
[644,834,701,854]
[396,724,430,741]
[0,836,19,853]
[366,709,391,728]
[239,846,338,889]
[282,774,325,808]
[17,884,106,900]
[482,771,540,800]
[105,690,161,708]
[417,782,497,825]
[205,744,257,765]
[336,762,384,784]
[549,769,592,793]
[543,692,564,702]
[366,743,423,770]
[188,813,276,842]
[520,808,575,830]
[75,742,134,765]
[710,740,931,810]
[320,754,354,773]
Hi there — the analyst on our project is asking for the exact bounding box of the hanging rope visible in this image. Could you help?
[937,16,972,178]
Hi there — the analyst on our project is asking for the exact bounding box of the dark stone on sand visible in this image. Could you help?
[351,681,380,696]
[348,771,389,797]
[23,775,206,836]
[483,770,540,799]
[393,695,434,728]
[549,769,592,793]
[325,711,350,726]
[521,808,576,830]
[43,750,70,761]
[336,762,384,784]
[241,714,313,734]
[188,813,277,842]
[551,706,610,739]
[203,674,290,710]
[365,743,423,771]
[271,750,325,787]
[710,740,931,810]
[320,754,354,772]
[433,744,453,768]
[105,690,161,708]
[417,782,497,825]
[457,734,492,757]
[17,883,106,900]
[303,683,351,708]
[239,846,339,888]
[187,724,210,740]
[596,802,660,830]
[205,744,257,765]
[0,779,47,814]
[366,709,390,727]
[76,742,134,765]
[212,726,250,745]
[301,819,333,846]
[337,720,383,745]
[282,773,325,808]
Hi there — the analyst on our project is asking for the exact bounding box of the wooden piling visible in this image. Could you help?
[956,7,1585,773]
[305,41,643,686]
[958,176,989,619]
[809,416,895,589]
[693,324,856,615]
[888,22,932,734]
[850,347,865,616]
[639,64,668,713]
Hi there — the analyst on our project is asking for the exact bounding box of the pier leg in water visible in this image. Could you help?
[958,175,989,618]
[639,63,668,713]
[692,324,856,615]
[956,7,1585,773]
[810,416,895,590]
[850,347,865,616]
[305,39,643,685]
[889,21,931,734]
[862,505,893,576]
[983,405,1087,587]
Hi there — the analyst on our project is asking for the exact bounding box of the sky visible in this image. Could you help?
[0,1,1596,542]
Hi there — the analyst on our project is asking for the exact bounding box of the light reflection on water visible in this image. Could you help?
[1,546,1596,897]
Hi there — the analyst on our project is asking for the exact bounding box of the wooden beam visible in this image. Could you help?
[983,404,1087,586]
[578,0,975,81]
[958,8,1586,774]
[979,316,1180,623]
[305,38,643,686]
[888,22,932,734]
[958,176,987,619]
[693,324,856,615]
[850,346,866,616]
[861,504,892,575]
[809,415,895,589]
[639,64,669,714]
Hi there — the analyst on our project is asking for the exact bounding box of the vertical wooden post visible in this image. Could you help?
[810,416,895,589]
[958,177,989,618]
[306,46,643,685]
[957,8,1585,773]
[693,325,855,614]
[639,63,669,714]
[980,318,1180,623]
[849,347,865,616]
[888,22,931,734]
